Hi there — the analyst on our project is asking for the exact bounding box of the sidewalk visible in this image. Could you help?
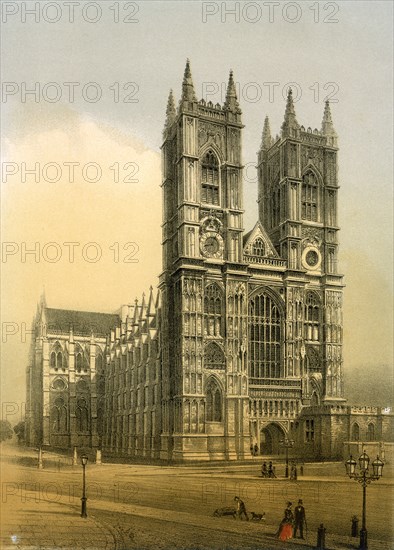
[0,497,116,550]
[1,493,391,550]
[84,497,394,550]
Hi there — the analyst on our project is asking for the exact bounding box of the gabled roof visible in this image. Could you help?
[44,308,120,336]
[243,221,279,258]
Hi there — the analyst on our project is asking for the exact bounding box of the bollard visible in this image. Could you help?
[316,523,326,550]
[351,516,359,537]
[37,447,43,469]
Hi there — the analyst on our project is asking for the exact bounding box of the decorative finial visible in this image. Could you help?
[261,115,272,150]
[321,100,337,137]
[281,87,299,137]
[181,59,197,103]
[164,89,176,129]
[224,69,241,114]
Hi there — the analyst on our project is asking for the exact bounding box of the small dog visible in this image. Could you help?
[213,507,237,518]
[250,511,266,521]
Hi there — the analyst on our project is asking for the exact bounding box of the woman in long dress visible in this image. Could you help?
[277,502,294,541]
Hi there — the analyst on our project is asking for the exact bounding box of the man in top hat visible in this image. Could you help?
[294,499,306,539]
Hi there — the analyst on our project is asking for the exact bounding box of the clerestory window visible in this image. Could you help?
[201,151,219,205]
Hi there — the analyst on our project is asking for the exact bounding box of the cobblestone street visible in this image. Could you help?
[1,445,393,549]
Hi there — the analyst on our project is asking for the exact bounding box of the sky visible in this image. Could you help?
[1,0,393,415]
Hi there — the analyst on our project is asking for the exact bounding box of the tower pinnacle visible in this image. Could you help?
[164,89,176,129]
[281,88,299,137]
[224,70,241,113]
[181,59,197,104]
[261,115,272,149]
[321,100,337,137]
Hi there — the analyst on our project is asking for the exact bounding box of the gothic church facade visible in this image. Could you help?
[26,62,393,461]
[157,61,344,460]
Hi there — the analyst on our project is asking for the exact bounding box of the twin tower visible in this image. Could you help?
[159,60,344,460]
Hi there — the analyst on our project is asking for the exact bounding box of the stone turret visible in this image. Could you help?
[180,59,197,109]
[261,115,272,150]
[281,88,300,138]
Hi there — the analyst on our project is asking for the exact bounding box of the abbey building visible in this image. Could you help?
[26,61,393,461]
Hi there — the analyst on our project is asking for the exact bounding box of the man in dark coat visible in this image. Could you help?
[294,499,306,539]
[234,496,249,520]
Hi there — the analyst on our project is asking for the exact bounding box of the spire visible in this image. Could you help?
[281,88,299,137]
[39,287,47,310]
[224,70,241,113]
[146,286,155,318]
[164,89,176,129]
[261,116,272,149]
[181,59,197,104]
[321,100,337,137]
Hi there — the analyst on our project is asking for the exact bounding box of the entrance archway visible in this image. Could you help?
[260,423,285,455]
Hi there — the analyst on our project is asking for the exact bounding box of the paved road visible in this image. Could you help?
[1,444,393,549]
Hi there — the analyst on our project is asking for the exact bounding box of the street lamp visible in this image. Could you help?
[345,450,384,550]
[280,438,294,478]
[80,454,88,518]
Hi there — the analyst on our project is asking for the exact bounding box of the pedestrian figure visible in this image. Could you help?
[300,464,304,476]
[254,443,258,456]
[316,523,326,550]
[294,499,306,539]
[290,462,298,481]
[234,496,249,521]
[268,461,276,478]
[250,444,254,456]
[261,462,268,477]
[277,501,294,541]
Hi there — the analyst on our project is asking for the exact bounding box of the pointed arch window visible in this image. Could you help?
[302,172,319,221]
[201,150,219,205]
[206,379,222,422]
[272,187,281,227]
[252,238,265,257]
[75,344,88,373]
[95,352,103,372]
[51,397,68,433]
[204,284,223,337]
[305,292,320,341]
[306,347,322,372]
[351,423,360,441]
[76,398,89,432]
[50,343,65,371]
[249,291,282,379]
[204,342,225,369]
[367,423,375,441]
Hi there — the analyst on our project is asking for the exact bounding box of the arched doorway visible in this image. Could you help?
[260,423,285,455]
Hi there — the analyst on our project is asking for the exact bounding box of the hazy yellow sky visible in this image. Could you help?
[1,1,393,410]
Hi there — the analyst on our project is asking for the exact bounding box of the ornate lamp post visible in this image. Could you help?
[80,454,88,518]
[345,450,384,550]
[280,438,294,478]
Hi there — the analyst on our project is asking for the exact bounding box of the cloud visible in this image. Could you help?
[1,107,162,404]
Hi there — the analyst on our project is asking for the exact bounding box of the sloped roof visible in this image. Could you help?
[45,308,120,336]
[243,221,279,258]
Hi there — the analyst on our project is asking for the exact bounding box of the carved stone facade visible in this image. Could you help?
[25,303,119,449]
[26,63,393,461]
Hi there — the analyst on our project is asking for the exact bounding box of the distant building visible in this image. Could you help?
[26,302,119,449]
[26,61,393,461]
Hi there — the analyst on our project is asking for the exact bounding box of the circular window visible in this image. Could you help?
[306,250,319,267]
[302,246,321,270]
[53,378,66,390]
